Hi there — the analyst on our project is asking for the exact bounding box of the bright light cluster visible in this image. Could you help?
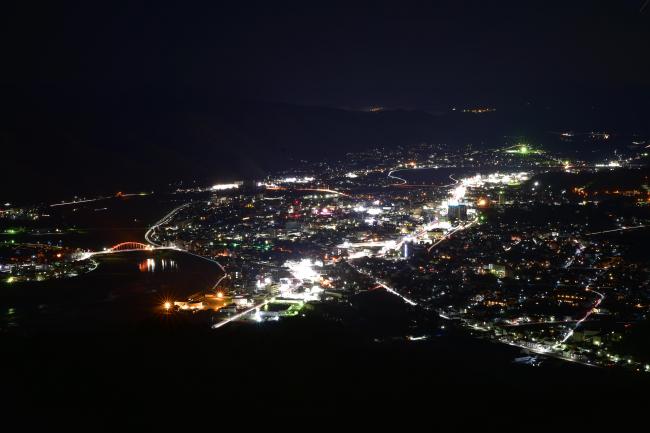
[285,258,322,282]
[460,172,529,188]
[279,176,315,184]
[211,183,241,190]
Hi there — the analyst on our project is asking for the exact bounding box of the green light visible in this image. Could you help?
[519,145,528,154]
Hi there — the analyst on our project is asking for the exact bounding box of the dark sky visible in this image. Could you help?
[1,1,649,202]
[3,0,649,110]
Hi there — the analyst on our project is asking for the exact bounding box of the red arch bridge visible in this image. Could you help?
[80,242,178,259]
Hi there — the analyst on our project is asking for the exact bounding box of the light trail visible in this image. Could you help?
[296,188,351,197]
[427,218,477,253]
[264,185,351,197]
[555,287,605,347]
[585,225,647,236]
[177,249,227,274]
[144,202,191,246]
[143,202,233,323]
[563,242,585,269]
[387,170,408,185]
[347,261,419,306]
[376,282,418,306]
[211,299,273,329]
[210,273,230,291]
[49,192,151,207]
[387,169,459,188]
[50,196,112,207]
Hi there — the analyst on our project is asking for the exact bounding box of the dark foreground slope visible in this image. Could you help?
[2,293,647,428]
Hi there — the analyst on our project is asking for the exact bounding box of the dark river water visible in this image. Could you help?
[1,193,223,332]
[12,193,192,250]
[1,250,223,333]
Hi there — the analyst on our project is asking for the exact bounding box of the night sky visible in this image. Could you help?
[2,1,649,200]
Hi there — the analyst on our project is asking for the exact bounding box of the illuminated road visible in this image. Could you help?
[387,168,459,188]
[555,287,605,346]
[427,218,477,253]
[211,299,273,329]
[374,281,418,306]
[264,185,351,197]
[387,170,408,185]
[347,262,419,306]
[50,196,112,207]
[563,242,585,269]
[144,202,192,246]
[296,188,351,197]
[50,192,151,207]
[211,273,230,291]
[585,225,648,236]
[142,203,235,320]
[343,169,478,306]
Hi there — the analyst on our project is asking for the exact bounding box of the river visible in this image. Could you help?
[1,193,222,333]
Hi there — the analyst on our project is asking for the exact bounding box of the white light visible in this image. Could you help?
[212,183,240,190]
[280,176,314,184]
[285,258,321,282]
[451,185,466,202]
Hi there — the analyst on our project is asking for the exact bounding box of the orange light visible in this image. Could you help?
[164,302,171,310]
[216,291,224,299]
[56,253,62,258]
[477,198,488,207]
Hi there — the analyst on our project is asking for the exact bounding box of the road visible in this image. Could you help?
[347,217,476,306]
[585,225,648,236]
[555,286,605,346]
[427,218,477,253]
[211,299,273,329]
[387,168,460,188]
[143,202,246,325]
[144,202,192,246]
[345,167,475,306]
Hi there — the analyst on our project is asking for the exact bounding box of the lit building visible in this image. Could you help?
[447,204,467,221]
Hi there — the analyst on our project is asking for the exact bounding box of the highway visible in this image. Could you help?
[387,168,460,188]
[427,218,477,253]
[387,169,408,185]
[211,299,273,329]
[50,196,112,207]
[142,203,239,323]
[144,202,192,246]
[585,225,648,236]
[555,287,605,346]
[264,185,351,197]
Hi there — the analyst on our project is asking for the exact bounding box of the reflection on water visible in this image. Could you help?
[138,257,178,272]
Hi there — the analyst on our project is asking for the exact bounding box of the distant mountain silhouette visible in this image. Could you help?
[2,97,647,203]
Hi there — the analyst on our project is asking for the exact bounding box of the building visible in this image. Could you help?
[447,204,467,221]
[485,264,508,278]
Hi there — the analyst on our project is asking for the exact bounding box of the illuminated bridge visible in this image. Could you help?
[79,242,178,260]
[108,242,154,252]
